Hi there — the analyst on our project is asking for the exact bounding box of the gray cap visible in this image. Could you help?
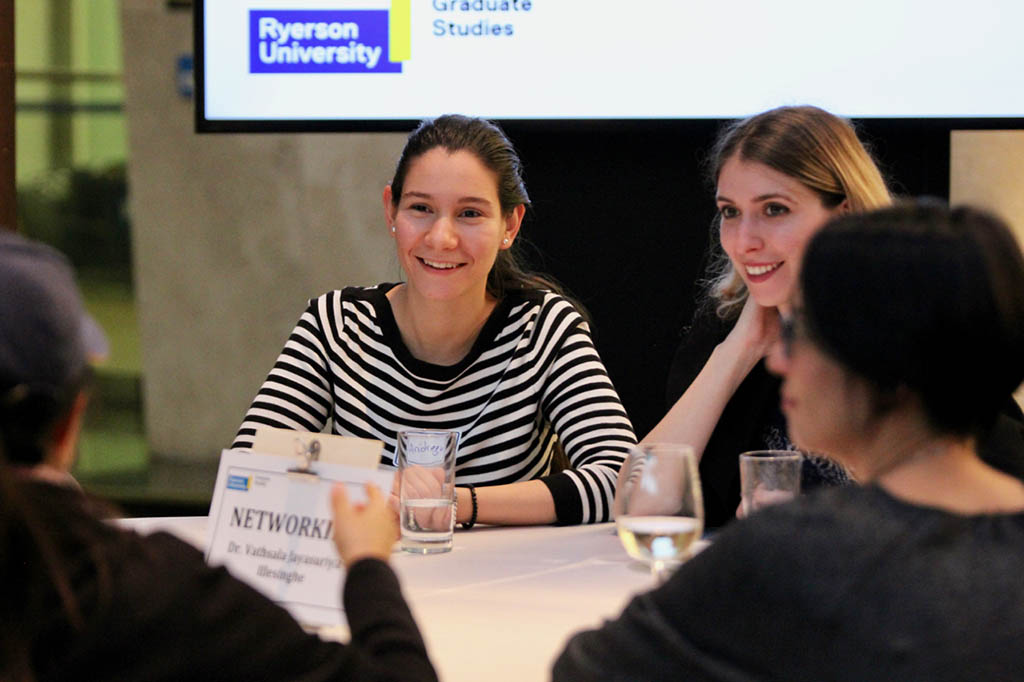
[0,230,106,392]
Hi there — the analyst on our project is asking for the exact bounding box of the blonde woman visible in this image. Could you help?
[644,106,892,527]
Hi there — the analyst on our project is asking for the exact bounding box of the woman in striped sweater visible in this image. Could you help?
[234,115,636,526]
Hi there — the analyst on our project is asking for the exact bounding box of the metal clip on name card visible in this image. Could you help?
[287,437,322,481]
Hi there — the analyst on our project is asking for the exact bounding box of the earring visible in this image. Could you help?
[390,225,396,233]
[502,237,509,245]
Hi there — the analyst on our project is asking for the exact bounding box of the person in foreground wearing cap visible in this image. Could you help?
[0,231,438,681]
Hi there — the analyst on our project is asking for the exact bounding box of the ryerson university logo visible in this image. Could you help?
[249,9,408,73]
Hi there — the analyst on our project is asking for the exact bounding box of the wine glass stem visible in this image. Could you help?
[651,560,667,584]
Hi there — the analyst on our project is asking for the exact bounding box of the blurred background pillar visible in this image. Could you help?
[950,129,1024,407]
[122,0,402,464]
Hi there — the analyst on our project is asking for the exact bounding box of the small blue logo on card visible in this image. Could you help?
[227,474,251,491]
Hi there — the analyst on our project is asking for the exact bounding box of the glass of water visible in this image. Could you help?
[396,429,459,554]
[614,443,704,583]
[739,450,802,517]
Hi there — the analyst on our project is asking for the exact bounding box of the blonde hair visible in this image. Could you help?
[705,106,892,318]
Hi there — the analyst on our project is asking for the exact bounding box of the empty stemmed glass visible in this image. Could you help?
[613,443,704,583]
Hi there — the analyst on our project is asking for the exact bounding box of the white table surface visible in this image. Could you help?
[117,517,696,682]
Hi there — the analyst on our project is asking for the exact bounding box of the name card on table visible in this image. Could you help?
[206,448,395,628]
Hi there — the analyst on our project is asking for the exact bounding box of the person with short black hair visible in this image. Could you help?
[554,202,1024,681]
[796,201,1024,457]
[0,231,438,682]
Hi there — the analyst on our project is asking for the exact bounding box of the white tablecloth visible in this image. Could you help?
[117,517,687,681]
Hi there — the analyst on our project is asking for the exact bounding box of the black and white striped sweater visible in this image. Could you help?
[233,284,636,524]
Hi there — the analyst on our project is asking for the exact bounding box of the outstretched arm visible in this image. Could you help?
[644,297,780,462]
[333,482,439,682]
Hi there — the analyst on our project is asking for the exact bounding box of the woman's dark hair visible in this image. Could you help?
[389,114,569,301]
[1,372,98,681]
[800,201,1024,437]
[0,371,90,467]
[1,459,79,681]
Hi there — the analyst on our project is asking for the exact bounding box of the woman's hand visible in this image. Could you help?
[332,482,399,567]
[723,295,782,365]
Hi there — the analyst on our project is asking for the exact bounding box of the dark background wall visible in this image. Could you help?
[503,119,954,438]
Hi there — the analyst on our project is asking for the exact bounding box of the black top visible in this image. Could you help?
[15,480,437,682]
[554,485,1024,681]
[665,306,1024,528]
[665,308,826,528]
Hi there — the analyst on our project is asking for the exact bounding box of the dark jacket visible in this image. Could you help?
[13,480,437,682]
[555,485,1024,681]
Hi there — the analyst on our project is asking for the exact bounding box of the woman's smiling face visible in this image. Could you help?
[717,155,843,310]
[384,147,519,304]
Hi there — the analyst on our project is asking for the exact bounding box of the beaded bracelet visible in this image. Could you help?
[460,483,478,530]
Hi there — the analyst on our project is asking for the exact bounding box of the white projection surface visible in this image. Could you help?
[200,0,1024,125]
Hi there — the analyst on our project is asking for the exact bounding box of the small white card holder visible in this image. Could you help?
[206,444,394,628]
[250,426,384,470]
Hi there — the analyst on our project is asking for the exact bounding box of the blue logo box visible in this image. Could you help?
[250,10,402,73]
[227,474,251,491]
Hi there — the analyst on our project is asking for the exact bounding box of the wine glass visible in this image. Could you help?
[614,443,704,583]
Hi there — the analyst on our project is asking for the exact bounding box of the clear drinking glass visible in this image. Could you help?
[739,450,802,517]
[614,443,704,583]
[397,429,459,554]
